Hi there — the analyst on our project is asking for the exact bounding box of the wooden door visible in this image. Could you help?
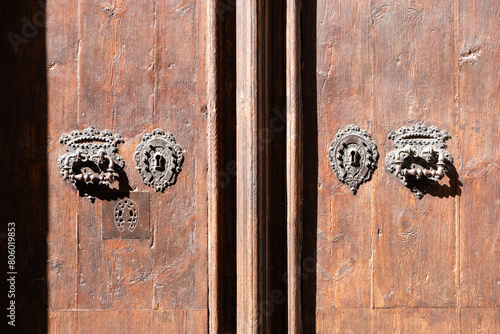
[3,0,500,333]
[286,0,500,332]
[44,0,214,332]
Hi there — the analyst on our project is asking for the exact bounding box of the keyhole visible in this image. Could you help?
[153,153,165,171]
[349,149,360,167]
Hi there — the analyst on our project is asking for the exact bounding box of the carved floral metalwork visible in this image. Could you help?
[328,125,379,194]
[135,129,184,192]
[386,122,453,199]
[58,126,125,201]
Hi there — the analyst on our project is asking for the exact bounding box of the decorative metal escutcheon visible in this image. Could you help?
[58,126,125,201]
[135,129,184,192]
[328,125,379,194]
[386,122,454,199]
[102,191,151,240]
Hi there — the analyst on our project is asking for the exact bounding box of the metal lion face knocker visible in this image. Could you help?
[328,125,379,194]
[135,129,184,192]
[58,126,125,201]
[386,122,454,199]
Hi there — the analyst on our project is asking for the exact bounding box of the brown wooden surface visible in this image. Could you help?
[46,0,213,332]
[5,0,500,332]
[236,0,267,331]
[286,0,303,332]
[300,0,500,332]
[49,310,207,334]
[458,0,500,308]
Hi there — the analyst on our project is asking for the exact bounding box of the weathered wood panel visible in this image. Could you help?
[373,308,459,333]
[315,0,373,311]
[48,311,78,333]
[50,310,207,334]
[236,0,271,332]
[286,0,303,331]
[457,0,500,308]
[45,0,212,331]
[47,0,79,311]
[460,308,500,332]
[316,309,371,334]
[371,0,458,308]
[77,0,155,310]
[153,0,207,310]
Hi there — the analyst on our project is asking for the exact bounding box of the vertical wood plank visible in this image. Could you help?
[236,0,269,331]
[77,0,155,310]
[371,0,458,308]
[153,0,206,310]
[206,0,220,331]
[286,0,303,330]
[314,0,373,311]
[457,0,500,307]
[47,0,79,311]
[286,0,303,332]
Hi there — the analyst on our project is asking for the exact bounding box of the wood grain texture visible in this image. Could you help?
[46,0,211,332]
[315,0,373,310]
[206,0,219,331]
[302,0,499,331]
[236,0,269,332]
[316,308,459,333]
[50,310,207,334]
[49,311,78,333]
[77,0,155,310]
[286,0,303,331]
[47,0,79,311]
[372,308,459,333]
[316,309,371,334]
[371,0,458,308]
[460,308,500,332]
[153,0,206,311]
[457,0,500,308]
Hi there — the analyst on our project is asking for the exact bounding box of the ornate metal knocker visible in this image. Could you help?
[328,125,379,194]
[58,126,125,201]
[386,123,454,198]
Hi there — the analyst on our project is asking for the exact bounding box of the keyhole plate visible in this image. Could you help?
[328,125,378,194]
[134,129,184,192]
[102,192,150,240]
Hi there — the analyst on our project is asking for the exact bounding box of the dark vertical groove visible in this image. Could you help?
[217,0,237,332]
[0,0,48,333]
[267,0,288,332]
[301,0,318,332]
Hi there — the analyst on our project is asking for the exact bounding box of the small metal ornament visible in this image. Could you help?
[58,126,125,201]
[328,125,379,194]
[135,129,184,192]
[386,122,453,199]
[114,198,139,233]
